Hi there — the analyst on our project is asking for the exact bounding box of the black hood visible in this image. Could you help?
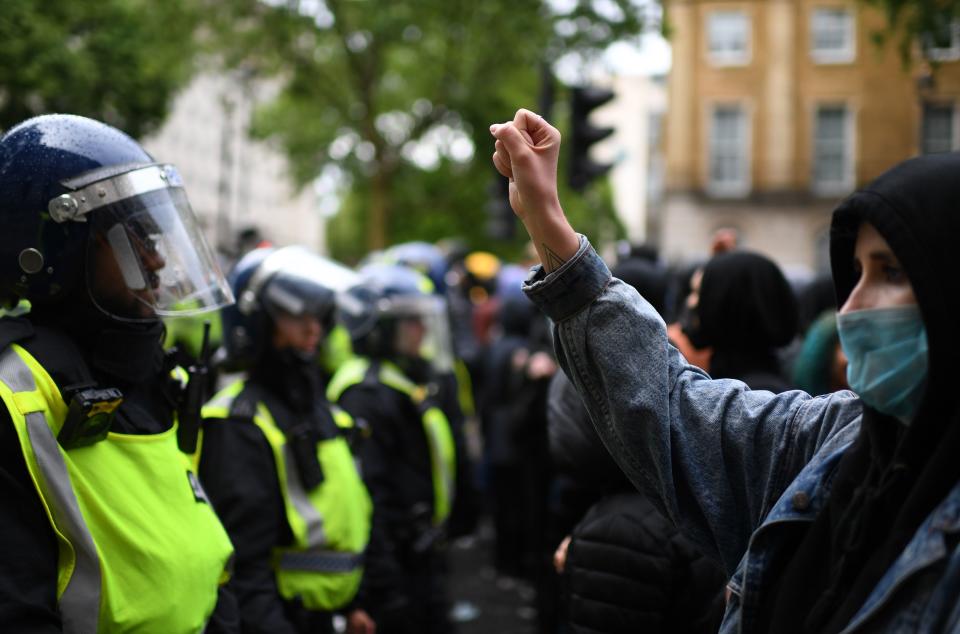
[695,251,798,352]
[499,295,537,337]
[830,151,960,422]
[764,152,960,633]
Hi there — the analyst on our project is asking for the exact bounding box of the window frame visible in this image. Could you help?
[811,103,855,196]
[923,19,960,62]
[706,9,752,67]
[809,6,856,64]
[705,102,752,198]
[921,102,959,154]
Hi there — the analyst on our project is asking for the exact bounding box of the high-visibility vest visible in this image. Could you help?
[202,380,372,611]
[0,343,233,634]
[327,357,456,525]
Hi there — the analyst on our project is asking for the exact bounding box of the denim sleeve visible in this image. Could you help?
[524,235,862,573]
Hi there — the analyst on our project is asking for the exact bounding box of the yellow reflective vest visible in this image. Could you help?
[202,380,372,611]
[0,343,233,633]
[327,357,457,525]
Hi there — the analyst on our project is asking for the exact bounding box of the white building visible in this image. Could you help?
[590,73,668,246]
[142,72,325,255]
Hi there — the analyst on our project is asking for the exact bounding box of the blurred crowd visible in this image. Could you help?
[162,221,850,633]
[3,112,937,634]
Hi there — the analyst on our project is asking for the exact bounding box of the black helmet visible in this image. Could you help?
[222,245,359,367]
[339,263,453,372]
[0,114,232,321]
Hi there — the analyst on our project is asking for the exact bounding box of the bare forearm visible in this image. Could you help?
[522,198,580,273]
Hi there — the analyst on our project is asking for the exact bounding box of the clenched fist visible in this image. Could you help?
[490,109,578,272]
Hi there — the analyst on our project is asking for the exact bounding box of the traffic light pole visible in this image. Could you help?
[568,86,615,192]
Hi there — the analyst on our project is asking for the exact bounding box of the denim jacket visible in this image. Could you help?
[524,236,960,633]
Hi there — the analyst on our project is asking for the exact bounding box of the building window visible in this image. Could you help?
[923,18,960,61]
[707,10,751,66]
[810,7,855,64]
[812,105,853,194]
[708,105,749,197]
[922,104,955,154]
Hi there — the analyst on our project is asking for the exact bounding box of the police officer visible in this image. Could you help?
[0,114,237,632]
[199,246,374,634]
[328,264,457,634]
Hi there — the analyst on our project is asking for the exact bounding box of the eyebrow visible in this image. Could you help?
[851,250,899,268]
[867,250,897,264]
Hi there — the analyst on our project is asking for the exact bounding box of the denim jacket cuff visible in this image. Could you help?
[522,234,611,323]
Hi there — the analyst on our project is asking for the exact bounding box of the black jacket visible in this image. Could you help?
[548,372,726,634]
[566,492,727,634]
[334,362,439,603]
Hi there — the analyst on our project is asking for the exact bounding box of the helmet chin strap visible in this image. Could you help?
[395,355,432,385]
[31,285,165,385]
[89,321,166,385]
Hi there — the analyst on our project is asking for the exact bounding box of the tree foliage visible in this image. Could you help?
[864,0,960,65]
[0,0,202,137]
[209,0,644,257]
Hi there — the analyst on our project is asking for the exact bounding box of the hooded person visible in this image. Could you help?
[681,250,798,392]
[489,108,960,633]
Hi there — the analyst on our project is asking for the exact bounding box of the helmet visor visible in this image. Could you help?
[241,246,360,320]
[383,295,454,374]
[85,186,233,321]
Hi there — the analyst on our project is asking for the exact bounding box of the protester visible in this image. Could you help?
[491,108,960,632]
[679,250,798,392]
[548,371,727,634]
[0,114,237,631]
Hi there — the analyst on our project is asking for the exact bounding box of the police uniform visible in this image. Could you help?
[328,356,456,634]
[201,245,373,633]
[0,319,236,632]
[199,370,371,633]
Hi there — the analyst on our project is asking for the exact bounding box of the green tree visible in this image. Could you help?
[863,0,960,64]
[211,0,644,257]
[0,0,203,136]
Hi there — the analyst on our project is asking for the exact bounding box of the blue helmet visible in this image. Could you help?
[383,241,449,294]
[222,245,359,367]
[0,114,231,321]
[339,263,453,371]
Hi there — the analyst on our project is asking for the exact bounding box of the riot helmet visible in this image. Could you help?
[383,241,449,294]
[339,263,454,375]
[222,245,359,367]
[0,114,232,322]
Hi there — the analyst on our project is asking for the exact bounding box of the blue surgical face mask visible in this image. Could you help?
[836,305,928,424]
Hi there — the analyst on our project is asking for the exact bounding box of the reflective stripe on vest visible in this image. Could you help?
[0,347,101,634]
[202,380,371,610]
[0,344,233,633]
[328,357,456,524]
[278,550,365,573]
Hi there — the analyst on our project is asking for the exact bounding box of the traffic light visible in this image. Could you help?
[486,174,515,240]
[568,86,615,192]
